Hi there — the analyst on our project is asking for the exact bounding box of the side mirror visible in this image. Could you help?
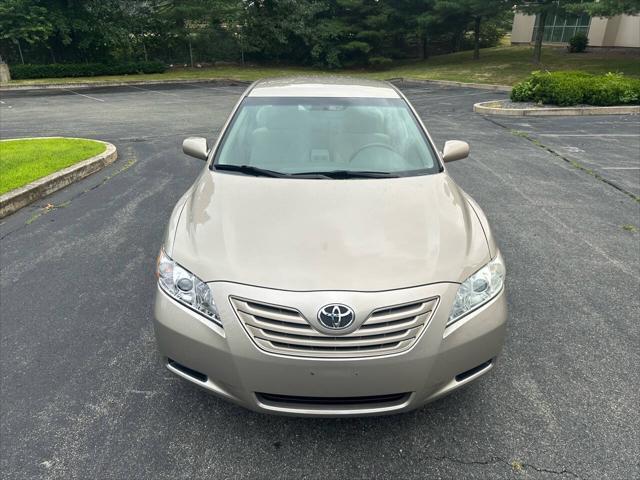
[182,137,209,160]
[442,140,469,163]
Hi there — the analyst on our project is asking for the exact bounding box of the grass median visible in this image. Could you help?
[0,138,106,195]
[7,46,640,87]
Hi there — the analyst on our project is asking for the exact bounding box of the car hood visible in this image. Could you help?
[171,170,490,291]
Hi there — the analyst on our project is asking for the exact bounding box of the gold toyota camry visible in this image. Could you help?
[153,77,507,416]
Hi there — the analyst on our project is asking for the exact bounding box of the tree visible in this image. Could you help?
[398,0,469,60]
[304,0,398,68]
[157,0,238,66]
[119,1,170,62]
[571,0,640,16]
[40,0,133,63]
[0,0,52,64]
[515,0,562,65]
[462,0,511,60]
[239,0,325,64]
[0,0,514,67]
[414,6,437,60]
[395,0,438,60]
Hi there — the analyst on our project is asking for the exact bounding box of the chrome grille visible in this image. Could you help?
[231,296,438,358]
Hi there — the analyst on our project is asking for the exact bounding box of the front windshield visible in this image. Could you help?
[213,97,440,177]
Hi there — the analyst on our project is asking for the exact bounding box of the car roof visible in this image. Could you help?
[247,76,401,99]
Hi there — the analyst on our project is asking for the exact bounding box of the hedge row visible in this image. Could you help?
[511,71,640,107]
[10,61,166,80]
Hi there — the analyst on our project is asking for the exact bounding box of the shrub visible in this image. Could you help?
[9,61,166,80]
[510,71,640,106]
[510,77,535,102]
[584,72,640,105]
[568,33,589,53]
[368,56,393,70]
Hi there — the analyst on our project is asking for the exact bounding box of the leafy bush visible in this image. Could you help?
[510,71,640,106]
[10,61,166,80]
[510,79,535,102]
[568,33,589,53]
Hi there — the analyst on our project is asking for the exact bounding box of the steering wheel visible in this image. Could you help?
[348,143,398,163]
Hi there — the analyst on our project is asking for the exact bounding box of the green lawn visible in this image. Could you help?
[8,46,640,87]
[0,138,106,195]
[363,46,640,85]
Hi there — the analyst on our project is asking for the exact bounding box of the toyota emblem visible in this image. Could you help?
[317,304,355,330]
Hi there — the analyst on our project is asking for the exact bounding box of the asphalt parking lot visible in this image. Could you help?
[1,81,639,480]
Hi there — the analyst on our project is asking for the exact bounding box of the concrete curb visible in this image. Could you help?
[474,100,640,116]
[0,138,117,219]
[388,77,512,92]
[0,78,251,92]
[0,76,510,92]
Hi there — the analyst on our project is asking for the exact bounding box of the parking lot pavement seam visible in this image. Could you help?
[482,116,640,204]
[466,134,638,278]
[420,454,583,479]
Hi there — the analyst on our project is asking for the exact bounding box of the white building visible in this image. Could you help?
[511,11,640,48]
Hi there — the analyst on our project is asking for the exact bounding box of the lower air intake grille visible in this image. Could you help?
[231,296,438,358]
[256,392,410,407]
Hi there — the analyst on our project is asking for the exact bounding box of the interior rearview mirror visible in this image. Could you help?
[183,137,209,160]
[442,140,469,163]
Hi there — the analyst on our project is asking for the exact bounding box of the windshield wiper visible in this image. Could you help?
[214,165,398,179]
[214,164,290,178]
[291,170,400,179]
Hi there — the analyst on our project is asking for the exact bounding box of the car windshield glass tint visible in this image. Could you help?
[214,97,440,177]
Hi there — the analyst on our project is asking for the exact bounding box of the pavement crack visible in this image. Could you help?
[0,154,137,241]
[483,116,640,203]
[426,454,584,478]
[430,454,503,467]
[521,462,583,478]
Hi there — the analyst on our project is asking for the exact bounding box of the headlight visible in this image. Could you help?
[448,253,505,326]
[156,248,221,325]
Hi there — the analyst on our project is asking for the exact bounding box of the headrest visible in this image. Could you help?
[256,106,306,130]
[341,107,384,134]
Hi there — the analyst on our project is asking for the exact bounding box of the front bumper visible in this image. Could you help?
[152,281,507,417]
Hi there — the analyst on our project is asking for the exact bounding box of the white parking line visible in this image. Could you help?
[63,88,105,102]
[537,133,639,137]
[127,85,179,96]
[184,82,242,94]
